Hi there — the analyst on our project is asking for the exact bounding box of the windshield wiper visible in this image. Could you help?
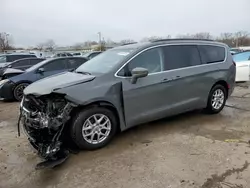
[75,71,91,75]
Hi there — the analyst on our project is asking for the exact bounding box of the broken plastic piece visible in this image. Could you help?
[35,150,69,170]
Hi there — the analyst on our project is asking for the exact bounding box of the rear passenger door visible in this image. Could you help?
[160,45,206,112]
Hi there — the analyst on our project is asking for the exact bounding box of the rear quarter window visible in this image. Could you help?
[198,45,226,64]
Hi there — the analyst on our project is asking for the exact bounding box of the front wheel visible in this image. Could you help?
[70,107,118,150]
[205,84,227,114]
[13,83,29,101]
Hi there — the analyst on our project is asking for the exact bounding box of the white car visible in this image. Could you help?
[233,51,250,82]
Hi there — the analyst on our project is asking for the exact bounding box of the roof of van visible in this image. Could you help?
[112,39,227,51]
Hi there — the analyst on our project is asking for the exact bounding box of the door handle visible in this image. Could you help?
[162,76,181,82]
[162,78,170,82]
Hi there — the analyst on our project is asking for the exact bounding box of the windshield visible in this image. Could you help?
[76,49,134,74]
[0,55,7,63]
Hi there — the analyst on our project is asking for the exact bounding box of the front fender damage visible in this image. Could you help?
[18,93,77,169]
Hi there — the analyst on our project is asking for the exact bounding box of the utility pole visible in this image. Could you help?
[97,32,101,51]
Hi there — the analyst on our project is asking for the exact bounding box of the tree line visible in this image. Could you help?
[1,31,250,52]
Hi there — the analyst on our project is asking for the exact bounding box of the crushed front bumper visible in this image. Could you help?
[18,96,75,169]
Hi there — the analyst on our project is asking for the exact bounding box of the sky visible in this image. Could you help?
[1,0,250,47]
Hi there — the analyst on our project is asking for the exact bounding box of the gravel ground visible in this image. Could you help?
[1,84,250,188]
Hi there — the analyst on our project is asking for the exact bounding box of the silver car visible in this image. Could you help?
[20,39,236,163]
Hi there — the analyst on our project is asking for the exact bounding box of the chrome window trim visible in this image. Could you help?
[114,43,227,78]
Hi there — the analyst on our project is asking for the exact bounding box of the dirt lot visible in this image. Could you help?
[1,84,250,188]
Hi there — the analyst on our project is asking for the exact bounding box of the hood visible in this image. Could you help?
[24,72,95,96]
[3,68,25,75]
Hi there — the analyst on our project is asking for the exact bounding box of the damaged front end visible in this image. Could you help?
[18,93,76,169]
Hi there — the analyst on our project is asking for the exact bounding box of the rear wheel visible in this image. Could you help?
[13,83,29,101]
[70,107,118,150]
[205,84,227,114]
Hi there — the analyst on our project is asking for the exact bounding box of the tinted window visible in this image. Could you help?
[118,47,162,77]
[42,59,67,71]
[162,45,201,70]
[233,52,250,62]
[29,58,45,65]
[7,55,35,62]
[66,53,73,56]
[66,58,87,69]
[198,45,225,64]
[73,52,81,56]
[7,55,22,62]
[12,59,30,67]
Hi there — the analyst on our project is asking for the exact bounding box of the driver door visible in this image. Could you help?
[116,47,169,127]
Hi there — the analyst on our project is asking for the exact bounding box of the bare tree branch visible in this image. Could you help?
[36,43,44,51]
[0,32,13,52]
[44,39,56,51]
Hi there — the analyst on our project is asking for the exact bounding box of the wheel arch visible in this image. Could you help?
[15,80,33,85]
[70,100,122,132]
[13,81,32,100]
[211,80,229,98]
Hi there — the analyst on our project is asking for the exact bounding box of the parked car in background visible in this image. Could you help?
[72,52,85,56]
[19,39,235,161]
[0,57,88,101]
[0,58,45,79]
[230,48,242,55]
[233,51,250,82]
[82,51,102,59]
[0,53,37,68]
[51,52,73,58]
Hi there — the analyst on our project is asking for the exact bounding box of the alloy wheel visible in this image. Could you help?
[211,89,225,110]
[82,114,111,144]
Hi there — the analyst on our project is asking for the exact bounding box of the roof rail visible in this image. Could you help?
[152,38,214,42]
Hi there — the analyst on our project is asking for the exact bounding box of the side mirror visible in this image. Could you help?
[131,67,148,84]
[37,67,45,73]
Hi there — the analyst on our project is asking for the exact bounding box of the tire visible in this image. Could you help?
[13,83,29,101]
[205,84,227,114]
[70,106,118,150]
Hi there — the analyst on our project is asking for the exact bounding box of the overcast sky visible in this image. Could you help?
[1,0,250,47]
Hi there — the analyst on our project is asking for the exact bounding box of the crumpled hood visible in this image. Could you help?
[24,72,95,96]
[4,68,25,75]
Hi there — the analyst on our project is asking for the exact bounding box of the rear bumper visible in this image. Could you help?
[0,81,15,100]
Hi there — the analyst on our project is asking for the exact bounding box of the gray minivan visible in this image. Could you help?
[20,39,236,160]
